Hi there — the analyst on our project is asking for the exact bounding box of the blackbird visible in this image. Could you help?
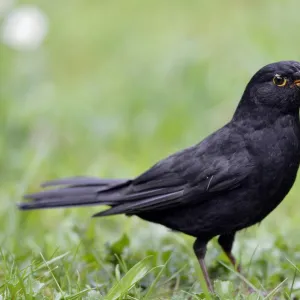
[19,61,300,292]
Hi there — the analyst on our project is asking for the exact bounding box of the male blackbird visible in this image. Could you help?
[19,61,300,292]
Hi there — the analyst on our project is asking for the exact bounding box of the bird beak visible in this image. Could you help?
[294,79,300,87]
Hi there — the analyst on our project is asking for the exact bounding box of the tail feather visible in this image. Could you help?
[24,186,109,200]
[19,178,131,210]
[19,195,105,210]
[19,176,186,215]
[93,190,183,217]
[41,177,127,188]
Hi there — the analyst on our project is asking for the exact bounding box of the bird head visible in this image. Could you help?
[242,61,300,113]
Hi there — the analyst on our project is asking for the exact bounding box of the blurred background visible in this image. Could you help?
[1,0,300,297]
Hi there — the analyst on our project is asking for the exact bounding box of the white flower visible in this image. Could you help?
[1,5,48,51]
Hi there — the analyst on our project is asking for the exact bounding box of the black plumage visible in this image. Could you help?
[19,61,300,292]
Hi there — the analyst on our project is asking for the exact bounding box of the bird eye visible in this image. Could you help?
[273,74,287,87]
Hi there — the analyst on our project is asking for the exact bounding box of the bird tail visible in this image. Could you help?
[18,176,131,210]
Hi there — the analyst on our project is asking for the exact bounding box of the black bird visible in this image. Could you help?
[19,61,300,292]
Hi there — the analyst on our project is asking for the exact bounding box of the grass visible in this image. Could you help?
[1,0,300,299]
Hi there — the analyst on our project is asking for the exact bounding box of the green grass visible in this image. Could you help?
[1,1,300,299]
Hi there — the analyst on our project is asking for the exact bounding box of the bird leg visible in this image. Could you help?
[218,234,264,295]
[218,233,241,272]
[193,238,214,293]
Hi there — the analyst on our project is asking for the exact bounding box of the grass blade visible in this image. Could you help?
[105,256,153,300]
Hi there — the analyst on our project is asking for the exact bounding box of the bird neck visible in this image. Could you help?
[232,95,299,126]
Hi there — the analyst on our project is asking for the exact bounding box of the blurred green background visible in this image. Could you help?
[1,0,300,298]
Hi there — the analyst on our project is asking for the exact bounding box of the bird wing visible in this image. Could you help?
[93,142,252,217]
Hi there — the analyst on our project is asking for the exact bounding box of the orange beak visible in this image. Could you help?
[294,79,300,87]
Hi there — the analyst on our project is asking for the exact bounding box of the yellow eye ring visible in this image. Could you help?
[273,74,287,87]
